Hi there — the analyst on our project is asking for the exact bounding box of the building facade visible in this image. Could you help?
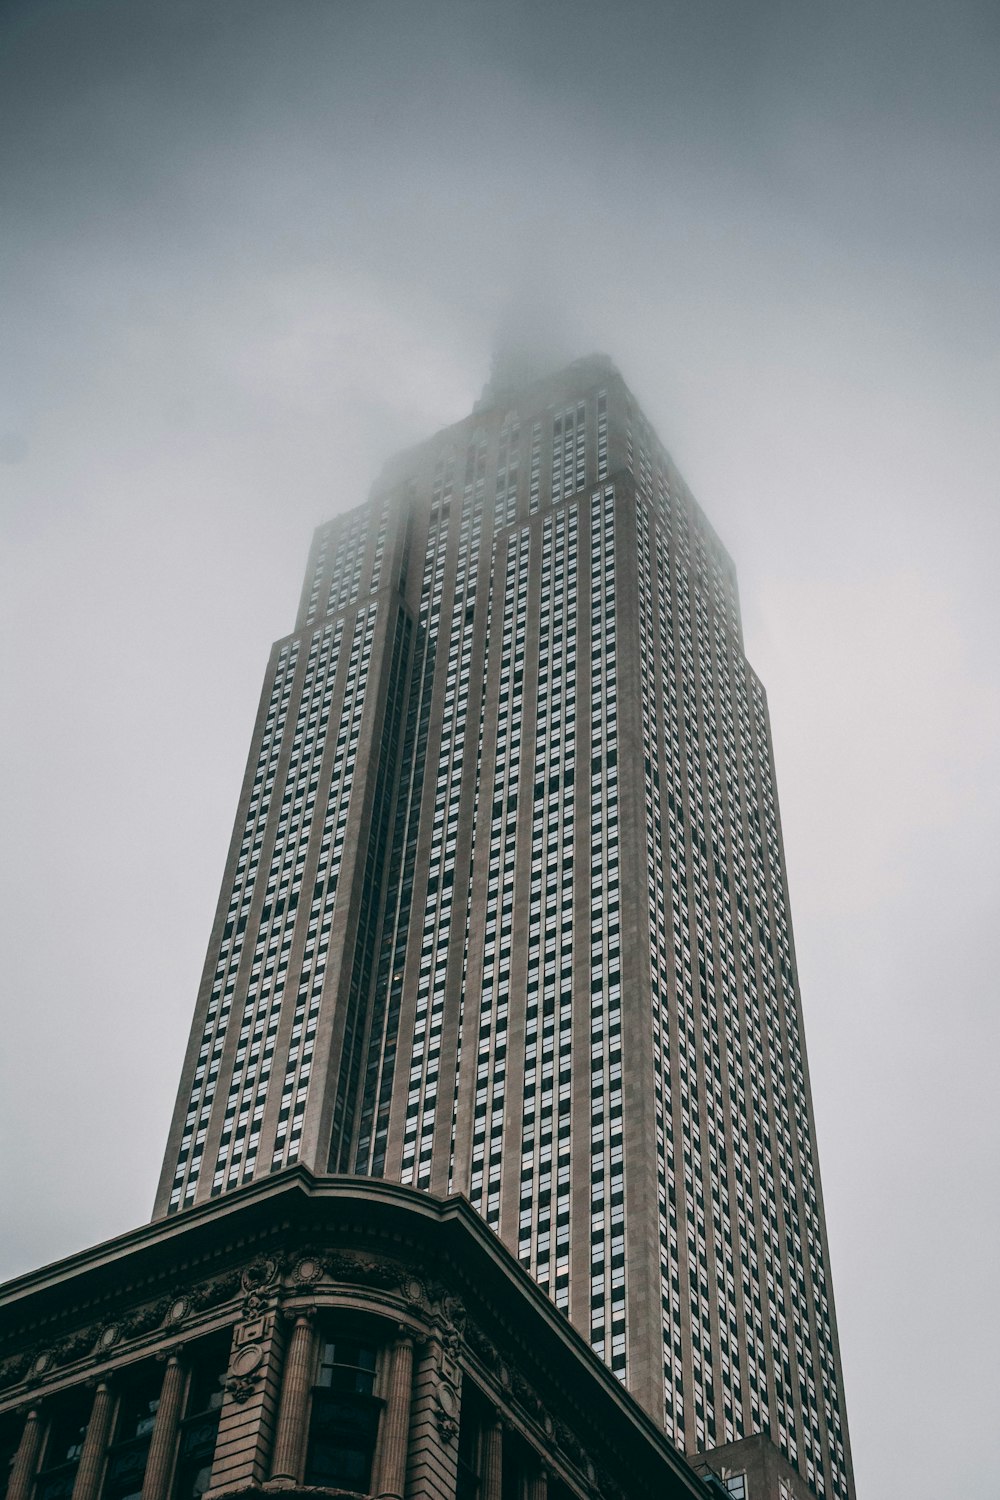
[0,1174,719,1500]
[153,357,853,1498]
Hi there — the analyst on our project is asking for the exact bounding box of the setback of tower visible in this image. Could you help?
[154,355,853,1500]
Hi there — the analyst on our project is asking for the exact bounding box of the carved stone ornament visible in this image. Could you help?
[440,1294,466,1332]
[225,1374,259,1404]
[464,1323,497,1366]
[241,1257,279,1319]
[402,1276,425,1309]
[123,1299,170,1337]
[241,1257,279,1293]
[50,1328,96,1366]
[510,1367,544,1421]
[225,1341,264,1403]
[434,1380,459,1444]
[291,1257,323,1289]
[165,1297,191,1326]
[198,1270,243,1310]
[553,1418,587,1472]
[0,1353,32,1391]
[26,1351,53,1383]
[322,1252,400,1291]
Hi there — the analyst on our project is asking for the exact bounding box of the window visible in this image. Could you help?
[102,1368,161,1500]
[304,1338,381,1493]
[35,1394,90,1500]
[724,1473,747,1499]
[455,1386,491,1500]
[172,1335,229,1500]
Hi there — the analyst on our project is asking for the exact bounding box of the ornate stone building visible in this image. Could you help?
[0,1173,719,1500]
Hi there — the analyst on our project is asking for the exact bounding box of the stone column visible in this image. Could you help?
[528,1463,548,1500]
[480,1416,503,1500]
[140,1355,186,1500]
[7,1408,42,1500]
[71,1382,116,1500]
[269,1312,317,1485]
[373,1333,414,1499]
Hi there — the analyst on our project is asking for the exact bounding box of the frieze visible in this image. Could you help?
[0,1353,31,1389]
[191,1270,244,1312]
[123,1299,171,1336]
[0,1269,245,1399]
[276,1249,467,1340]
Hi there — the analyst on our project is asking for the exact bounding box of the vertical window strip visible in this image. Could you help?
[401,464,483,1190]
[168,639,300,1209]
[586,488,624,1373]
[519,502,579,1301]
[356,455,455,1174]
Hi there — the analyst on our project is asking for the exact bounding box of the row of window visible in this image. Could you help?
[634,480,847,1497]
[3,1336,229,1500]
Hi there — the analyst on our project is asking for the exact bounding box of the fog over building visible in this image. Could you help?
[152,355,853,1499]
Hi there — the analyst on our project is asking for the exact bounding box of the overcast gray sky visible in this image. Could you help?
[2,2,998,1496]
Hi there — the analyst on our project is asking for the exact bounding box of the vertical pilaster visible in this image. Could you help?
[528,1463,548,1500]
[206,1315,280,1498]
[373,1333,413,1499]
[140,1356,185,1500]
[7,1408,42,1500]
[71,1382,115,1500]
[480,1416,502,1500]
[405,1335,459,1500]
[269,1312,316,1485]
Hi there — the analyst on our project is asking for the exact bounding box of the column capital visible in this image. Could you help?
[82,1374,114,1393]
[281,1305,317,1327]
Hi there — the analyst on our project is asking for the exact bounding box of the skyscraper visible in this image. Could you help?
[155,356,853,1500]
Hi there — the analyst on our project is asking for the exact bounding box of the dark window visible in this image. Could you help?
[316,1339,376,1396]
[456,1412,480,1500]
[456,1387,498,1500]
[304,1339,381,1494]
[102,1369,160,1500]
[35,1394,90,1500]
[172,1335,229,1500]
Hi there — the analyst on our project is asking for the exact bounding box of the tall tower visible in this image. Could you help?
[155,356,853,1500]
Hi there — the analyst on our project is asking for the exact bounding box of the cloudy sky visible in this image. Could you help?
[2,2,998,1495]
